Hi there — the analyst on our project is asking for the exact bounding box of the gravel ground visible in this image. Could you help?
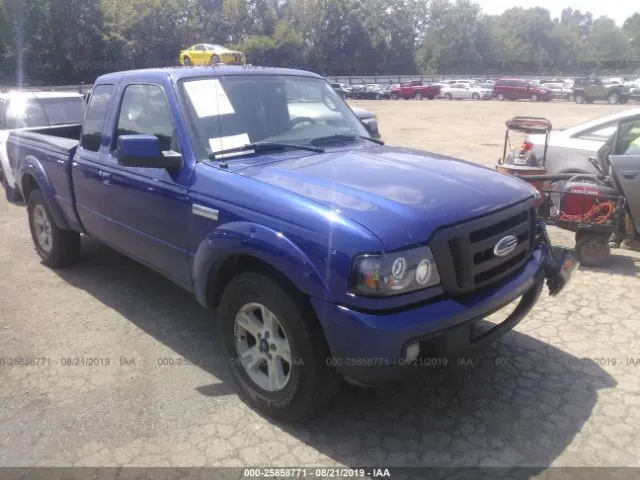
[1,99,640,470]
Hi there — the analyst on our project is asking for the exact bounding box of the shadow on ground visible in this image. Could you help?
[581,252,640,277]
[53,238,617,477]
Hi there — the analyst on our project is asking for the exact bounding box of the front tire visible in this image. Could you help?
[607,92,620,104]
[531,94,538,102]
[472,93,479,100]
[445,93,452,100]
[211,54,220,65]
[183,56,192,66]
[574,94,585,104]
[27,189,80,268]
[497,93,505,101]
[219,271,340,421]
[415,92,423,100]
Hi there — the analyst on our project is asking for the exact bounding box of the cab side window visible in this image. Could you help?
[574,122,617,142]
[114,84,179,153]
[80,84,114,152]
[616,119,640,155]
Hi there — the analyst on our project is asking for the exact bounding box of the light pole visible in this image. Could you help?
[14,0,24,88]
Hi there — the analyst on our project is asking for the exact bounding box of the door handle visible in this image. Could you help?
[97,170,112,181]
[622,171,638,180]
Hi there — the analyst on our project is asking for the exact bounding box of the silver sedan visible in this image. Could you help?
[525,107,640,175]
[439,83,492,100]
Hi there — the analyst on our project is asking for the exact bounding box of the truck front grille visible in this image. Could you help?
[431,199,536,296]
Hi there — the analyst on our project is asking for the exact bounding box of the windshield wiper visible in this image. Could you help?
[309,134,385,146]
[208,142,325,160]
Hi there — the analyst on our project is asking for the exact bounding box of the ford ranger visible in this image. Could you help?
[6,66,575,421]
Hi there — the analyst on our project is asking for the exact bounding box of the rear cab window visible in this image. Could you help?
[80,84,115,152]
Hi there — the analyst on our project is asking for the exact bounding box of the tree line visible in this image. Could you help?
[1,0,639,86]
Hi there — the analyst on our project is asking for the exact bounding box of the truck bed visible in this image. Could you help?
[9,124,81,153]
[6,124,82,230]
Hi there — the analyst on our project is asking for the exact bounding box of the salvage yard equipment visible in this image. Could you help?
[497,115,640,267]
[496,116,552,191]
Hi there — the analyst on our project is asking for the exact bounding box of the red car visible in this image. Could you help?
[390,81,441,100]
[492,79,553,102]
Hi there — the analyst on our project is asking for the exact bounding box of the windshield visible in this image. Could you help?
[178,75,369,159]
[5,96,85,129]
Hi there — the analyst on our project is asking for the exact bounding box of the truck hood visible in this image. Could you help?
[235,145,535,249]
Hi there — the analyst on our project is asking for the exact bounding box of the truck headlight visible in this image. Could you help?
[350,246,440,297]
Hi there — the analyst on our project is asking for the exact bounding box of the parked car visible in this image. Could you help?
[7,66,572,420]
[0,90,86,201]
[439,83,492,100]
[349,84,367,98]
[492,79,553,102]
[390,81,441,100]
[522,108,640,175]
[330,83,352,99]
[572,77,631,104]
[179,43,245,66]
[544,82,572,100]
[355,84,390,100]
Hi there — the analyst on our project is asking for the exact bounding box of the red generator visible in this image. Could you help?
[559,176,618,219]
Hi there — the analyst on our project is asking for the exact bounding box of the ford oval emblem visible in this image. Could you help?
[493,235,518,257]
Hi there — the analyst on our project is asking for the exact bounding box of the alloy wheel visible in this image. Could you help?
[234,302,292,392]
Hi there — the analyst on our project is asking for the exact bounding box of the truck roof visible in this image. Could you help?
[96,65,324,85]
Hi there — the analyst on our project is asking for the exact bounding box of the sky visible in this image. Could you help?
[475,0,638,26]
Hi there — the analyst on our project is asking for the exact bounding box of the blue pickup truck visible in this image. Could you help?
[7,66,575,420]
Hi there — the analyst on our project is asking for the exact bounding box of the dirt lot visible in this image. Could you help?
[2,100,640,470]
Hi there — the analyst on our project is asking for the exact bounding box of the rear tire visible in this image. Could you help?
[574,94,585,104]
[531,94,538,102]
[390,93,398,100]
[415,92,423,100]
[497,93,505,101]
[183,56,192,66]
[472,93,479,100]
[445,93,452,100]
[607,92,620,105]
[27,189,80,268]
[211,54,220,65]
[219,271,340,421]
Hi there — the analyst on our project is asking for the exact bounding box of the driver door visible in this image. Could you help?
[609,117,640,232]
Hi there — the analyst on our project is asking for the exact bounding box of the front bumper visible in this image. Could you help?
[311,230,576,385]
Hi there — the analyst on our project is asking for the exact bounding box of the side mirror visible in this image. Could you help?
[117,134,182,169]
[360,118,380,139]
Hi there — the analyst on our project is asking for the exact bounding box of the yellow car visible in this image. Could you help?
[179,44,245,66]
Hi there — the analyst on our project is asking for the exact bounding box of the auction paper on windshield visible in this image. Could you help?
[184,79,235,118]
[209,133,252,158]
